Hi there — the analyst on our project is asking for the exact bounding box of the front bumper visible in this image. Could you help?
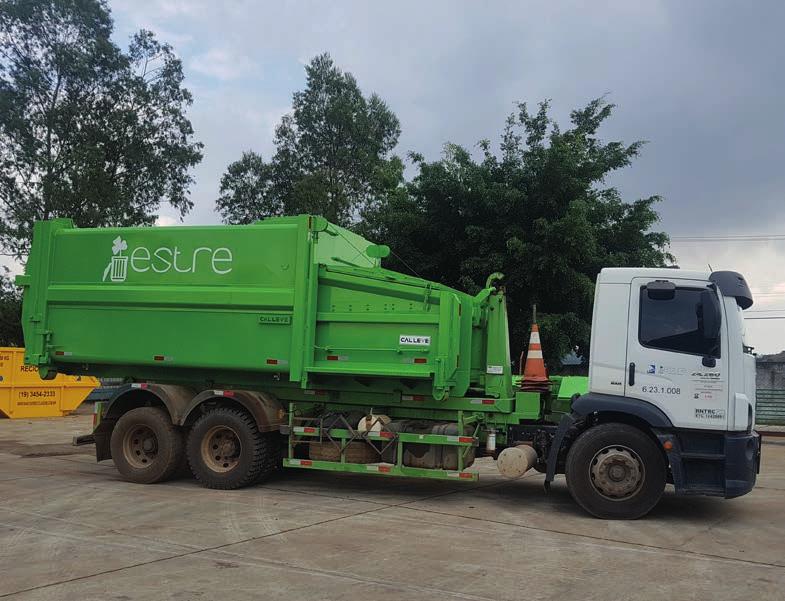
[658,429,760,498]
[724,430,760,498]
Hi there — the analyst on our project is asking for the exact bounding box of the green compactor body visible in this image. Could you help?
[18,214,587,481]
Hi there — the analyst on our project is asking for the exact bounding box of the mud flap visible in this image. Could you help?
[544,412,576,491]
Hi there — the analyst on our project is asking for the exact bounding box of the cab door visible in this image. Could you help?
[625,277,728,430]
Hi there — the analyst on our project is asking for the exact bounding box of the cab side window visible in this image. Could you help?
[639,287,721,357]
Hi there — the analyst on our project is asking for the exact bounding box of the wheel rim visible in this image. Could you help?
[589,445,646,501]
[201,425,242,473]
[122,425,158,469]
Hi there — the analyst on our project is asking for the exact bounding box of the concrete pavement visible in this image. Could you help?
[1,412,784,600]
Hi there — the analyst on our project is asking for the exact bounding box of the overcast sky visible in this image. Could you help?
[60,1,785,352]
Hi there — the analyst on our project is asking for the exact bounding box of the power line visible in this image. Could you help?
[745,316,785,320]
[670,238,785,244]
[671,234,785,241]
[746,291,785,296]
[673,236,785,240]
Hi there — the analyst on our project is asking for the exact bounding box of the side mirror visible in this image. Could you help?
[699,289,721,340]
[646,280,675,300]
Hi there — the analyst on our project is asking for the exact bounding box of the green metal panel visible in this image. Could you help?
[309,266,448,386]
[283,458,478,481]
[756,389,785,425]
[290,426,478,447]
[22,217,307,375]
[547,375,589,417]
[555,376,590,400]
[483,289,514,400]
[515,391,542,420]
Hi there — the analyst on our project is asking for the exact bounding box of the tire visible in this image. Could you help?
[187,407,280,490]
[110,407,184,484]
[565,423,666,519]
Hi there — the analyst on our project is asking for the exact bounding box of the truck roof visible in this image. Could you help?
[598,267,710,283]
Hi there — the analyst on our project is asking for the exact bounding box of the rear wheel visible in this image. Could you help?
[565,423,665,519]
[187,407,280,489]
[110,407,184,484]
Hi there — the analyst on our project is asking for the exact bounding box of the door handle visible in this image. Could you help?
[628,362,635,386]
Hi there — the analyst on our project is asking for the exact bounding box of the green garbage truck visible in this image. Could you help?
[16,215,760,519]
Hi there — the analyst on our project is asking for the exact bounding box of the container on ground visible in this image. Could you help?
[0,347,98,418]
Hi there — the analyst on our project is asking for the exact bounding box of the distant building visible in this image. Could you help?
[557,351,588,376]
[757,351,785,389]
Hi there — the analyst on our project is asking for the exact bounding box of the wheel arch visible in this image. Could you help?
[589,411,663,446]
[179,389,285,433]
[544,393,673,487]
[571,393,674,429]
[95,384,195,461]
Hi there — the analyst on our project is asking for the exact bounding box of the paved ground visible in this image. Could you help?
[1,411,784,601]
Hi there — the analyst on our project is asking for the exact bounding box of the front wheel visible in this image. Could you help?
[565,423,666,519]
[187,407,280,490]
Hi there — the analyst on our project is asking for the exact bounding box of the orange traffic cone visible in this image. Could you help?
[520,323,549,392]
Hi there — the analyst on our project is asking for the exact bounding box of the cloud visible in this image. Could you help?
[673,239,785,353]
[0,257,23,276]
[155,215,179,227]
[112,0,203,21]
[108,0,785,352]
[244,107,290,140]
[189,48,257,81]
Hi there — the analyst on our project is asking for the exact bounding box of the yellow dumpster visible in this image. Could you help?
[0,347,98,419]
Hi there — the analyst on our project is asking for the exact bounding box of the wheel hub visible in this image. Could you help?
[201,425,242,473]
[122,425,158,469]
[590,445,645,500]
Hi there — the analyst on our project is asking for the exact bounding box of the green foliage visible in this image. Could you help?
[363,99,672,369]
[0,0,203,259]
[216,53,402,226]
[0,269,22,346]
[216,151,276,224]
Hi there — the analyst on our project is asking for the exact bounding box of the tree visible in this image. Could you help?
[0,269,23,346]
[0,0,203,259]
[216,53,401,226]
[362,99,672,369]
[215,151,276,224]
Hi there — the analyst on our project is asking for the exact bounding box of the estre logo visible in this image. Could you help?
[102,236,233,282]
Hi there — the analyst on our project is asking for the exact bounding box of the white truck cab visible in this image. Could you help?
[590,268,756,432]
[545,268,760,519]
